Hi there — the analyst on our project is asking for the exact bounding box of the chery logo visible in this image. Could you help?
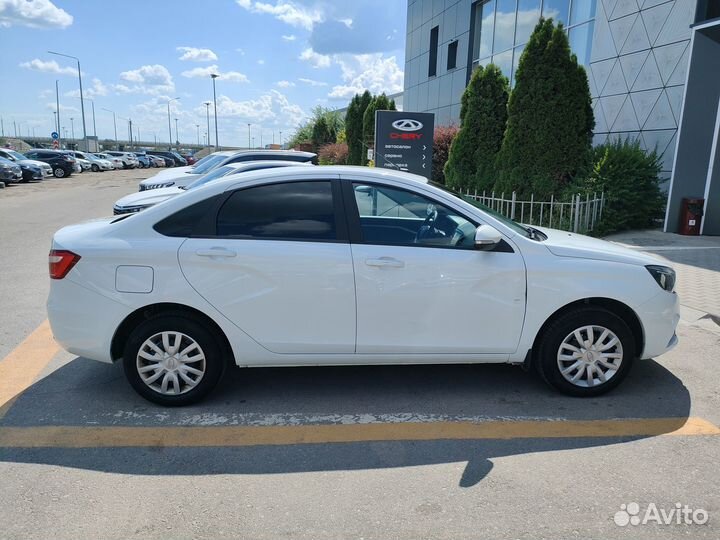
[391,119,423,131]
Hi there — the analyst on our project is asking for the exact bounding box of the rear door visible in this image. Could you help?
[178,176,357,355]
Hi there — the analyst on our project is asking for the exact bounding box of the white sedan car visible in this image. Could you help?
[47,166,679,406]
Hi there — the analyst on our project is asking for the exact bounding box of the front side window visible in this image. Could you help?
[352,183,477,249]
[217,181,337,241]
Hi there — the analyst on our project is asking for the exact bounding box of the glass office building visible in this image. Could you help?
[403,0,720,234]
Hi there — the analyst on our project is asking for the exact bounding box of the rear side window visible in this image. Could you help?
[153,195,221,237]
[217,181,336,240]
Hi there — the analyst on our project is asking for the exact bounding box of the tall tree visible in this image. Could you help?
[362,93,396,165]
[444,64,509,191]
[311,116,335,151]
[346,90,372,165]
[495,18,594,198]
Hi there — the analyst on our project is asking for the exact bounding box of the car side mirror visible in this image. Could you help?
[474,224,502,251]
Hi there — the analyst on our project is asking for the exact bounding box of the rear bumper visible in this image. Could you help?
[47,278,129,363]
[636,290,680,359]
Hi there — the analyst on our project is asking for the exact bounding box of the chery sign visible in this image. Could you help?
[374,110,435,180]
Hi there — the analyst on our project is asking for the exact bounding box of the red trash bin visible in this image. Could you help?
[678,198,704,235]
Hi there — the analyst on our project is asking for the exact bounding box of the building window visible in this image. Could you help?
[429,26,439,77]
[469,0,596,85]
[447,40,459,70]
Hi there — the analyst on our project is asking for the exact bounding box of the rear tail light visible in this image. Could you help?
[49,249,81,279]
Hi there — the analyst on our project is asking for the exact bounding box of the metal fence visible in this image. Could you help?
[463,190,606,234]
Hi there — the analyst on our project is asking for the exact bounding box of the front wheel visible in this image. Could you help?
[123,314,225,406]
[535,307,635,397]
[53,167,66,178]
[91,164,99,172]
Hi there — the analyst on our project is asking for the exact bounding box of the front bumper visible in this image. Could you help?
[635,290,680,359]
[0,169,22,181]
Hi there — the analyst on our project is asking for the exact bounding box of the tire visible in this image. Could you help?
[535,306,635,397]
[123,313,226,406]
[53,167,66,178]
[91,164,99,172]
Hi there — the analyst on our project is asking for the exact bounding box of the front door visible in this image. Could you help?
[346,181,526,355]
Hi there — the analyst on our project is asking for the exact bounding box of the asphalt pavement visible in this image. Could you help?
[0,169,718,539]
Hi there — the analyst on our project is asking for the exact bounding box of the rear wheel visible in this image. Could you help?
[123,314,225,406]
[53,167,66,178]
[536,307,635,397]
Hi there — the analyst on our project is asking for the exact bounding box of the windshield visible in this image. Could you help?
[430,182,534,238]
[5,150,26,160]
[190,154,227,174]
[184,165,237,190]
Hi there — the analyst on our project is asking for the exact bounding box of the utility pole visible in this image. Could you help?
[203,102,211,147]
[166,97,179,150]
[210,73,220,150]
[48,51,87,151]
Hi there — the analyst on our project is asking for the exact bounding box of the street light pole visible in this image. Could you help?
[166,97,179,150]
[247,123,251,149]
[70,117,75,142]
[55,79,61,146]
[203,102,211,147]
[195,124,200,146]
[102,108,118,149]
[48,51,87,151]
[174,118,179,148]
[210,74,220,150]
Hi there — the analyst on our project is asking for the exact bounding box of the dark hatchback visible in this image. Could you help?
[24,149,75,178]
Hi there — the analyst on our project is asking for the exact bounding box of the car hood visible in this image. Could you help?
[139,171,201,188]
[115,186,184,208]
[533,226,666,266]
[19,159,49,169]
[150,165,194,178]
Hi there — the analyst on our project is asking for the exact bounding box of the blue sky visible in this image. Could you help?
[0,0,406,147]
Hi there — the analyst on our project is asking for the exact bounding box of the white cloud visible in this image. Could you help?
[276,80,295,88]
[236,0,322,30]
[204,89,305,128]
[181,64,249,83]
[235,48,246,55]
[20,58,76,75]
[45,102,78,113]
[299,47,331,68]
[328,54,403,100]
[257,59,265,65]
[65,78,109,99]
[119,64,175,95]
[177,46,218,62]
[282,34,296,41]
[298,77,327,87]
[0,0,72,28]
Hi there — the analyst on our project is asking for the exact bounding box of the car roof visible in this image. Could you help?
[222,160,314,170]
[224,149,316,158]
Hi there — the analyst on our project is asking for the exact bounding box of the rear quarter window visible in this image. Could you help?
[153,195,221,237]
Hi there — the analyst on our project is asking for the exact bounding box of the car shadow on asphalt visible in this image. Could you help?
[0,358,691,487]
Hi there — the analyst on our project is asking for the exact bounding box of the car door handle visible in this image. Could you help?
[365,257,405,268]
[195,248,237,258]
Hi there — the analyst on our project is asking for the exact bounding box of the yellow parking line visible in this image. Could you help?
[0,417,717,448]
[0,320,60,419]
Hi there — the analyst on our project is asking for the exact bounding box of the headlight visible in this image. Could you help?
[646,265,676,292]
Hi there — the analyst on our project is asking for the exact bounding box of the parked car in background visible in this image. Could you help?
[132,153,152,169]
[75,158,92,172]
[0,156,23,183]
[146,150,187,167]
[94,153,121,169]
[0,148,53,178]
[146,155,166,168]
[105,151,138,169]
[47,166,680,406]
[138,150,316,191]
[24,149,75,178]
[18,161,45,182]
[113,161,313,214]
[71,151,113,172]
[181,154,196,165]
